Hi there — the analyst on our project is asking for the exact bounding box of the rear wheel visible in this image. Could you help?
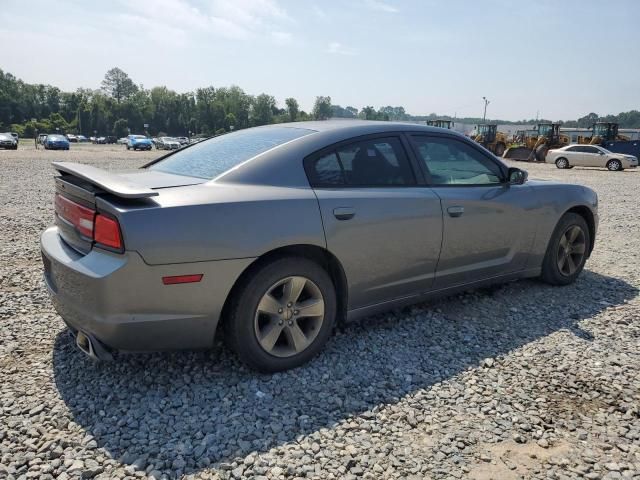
[541,213,590,286]
[555,157,569,169]
[226,257,337,372]
[607,159,622,171]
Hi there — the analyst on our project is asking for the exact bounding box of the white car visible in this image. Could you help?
[546,145,638,171]
[157,136,181,150]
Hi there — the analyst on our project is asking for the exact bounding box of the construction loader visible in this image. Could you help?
[578,122,640,158]
[472,124,508,156]
[503,122,569,161]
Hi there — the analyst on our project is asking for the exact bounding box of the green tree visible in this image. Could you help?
[312,96,332,120]
[101,68,139,104]
[113,118,129,138]
[251,94,276,126]
[285,97,299,122]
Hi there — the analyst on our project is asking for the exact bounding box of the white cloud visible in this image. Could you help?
[326,42,357,56]
[271,31,293,45]
[364,0,399,13]
[312,5,328,19]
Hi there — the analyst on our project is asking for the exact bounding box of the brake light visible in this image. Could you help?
[94,214,123,250]
[55,194,95,238]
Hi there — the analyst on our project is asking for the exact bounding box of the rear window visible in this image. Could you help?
[148,127,314,179]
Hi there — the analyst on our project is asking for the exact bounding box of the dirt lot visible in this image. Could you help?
[1,143,639,480]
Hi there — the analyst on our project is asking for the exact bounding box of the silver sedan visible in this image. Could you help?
[41,121,598,371]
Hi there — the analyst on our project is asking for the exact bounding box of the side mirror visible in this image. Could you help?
[508,167,528,185]
[599,152,605,155]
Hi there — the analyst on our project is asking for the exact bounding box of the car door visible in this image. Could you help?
[581,146,604,167]
[305,134,444,310]
[563,146,583,165]
[407,134,539,289]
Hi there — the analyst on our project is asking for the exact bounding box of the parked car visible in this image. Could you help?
[126,134,153,151]
[177,136,189,145]
[95,137,107,144]
[0,132,18,149]
[76,135,89,143]
[41,121,598,372]
[156,136,181,150]
[43,134,70,150]
[546,144,638,171]
[117,137,128,145]
[66,134,78,143]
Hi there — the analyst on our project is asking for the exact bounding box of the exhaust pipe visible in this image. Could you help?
[75,331,113,361]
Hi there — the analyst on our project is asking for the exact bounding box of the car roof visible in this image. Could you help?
[260,119,453,135]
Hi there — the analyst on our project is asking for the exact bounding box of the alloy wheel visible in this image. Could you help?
[556,225,586,276]
[608,160,621,171]
[254,276,325,357]
[556,158,568,169]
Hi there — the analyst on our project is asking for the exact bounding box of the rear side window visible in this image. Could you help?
[149,127,314,179]
[309,137,415,187]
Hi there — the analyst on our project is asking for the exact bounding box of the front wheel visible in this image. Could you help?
[607,159,622,171]
[226,257,337,372]
[541,213,590,286]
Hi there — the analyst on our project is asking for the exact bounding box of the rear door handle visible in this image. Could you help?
[333,207,355,220]
[447,206,464,217]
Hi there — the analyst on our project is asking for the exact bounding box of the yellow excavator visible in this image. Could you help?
[503,122,570,161]
[426,119,454,129]
[472,124,508,156]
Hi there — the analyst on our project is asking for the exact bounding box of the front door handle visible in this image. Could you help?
[447,206,464,217]
[333,207,355,220]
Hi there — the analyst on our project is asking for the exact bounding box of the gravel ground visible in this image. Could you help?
[1,144,639,480]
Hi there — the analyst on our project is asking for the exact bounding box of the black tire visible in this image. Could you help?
[535,144,548,162]
[541,212,590,286]
[555,157,569,169]
[126,145,130,150]
[606,159,622,171]
[494,143,506,157]
[226,257,337,372]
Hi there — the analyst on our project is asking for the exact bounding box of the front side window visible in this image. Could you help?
[309,137,415,187]
[411,136,503,185]
[149,127,314,179]
[583,146,599,154]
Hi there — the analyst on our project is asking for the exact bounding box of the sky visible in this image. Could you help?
[1,0,638,121]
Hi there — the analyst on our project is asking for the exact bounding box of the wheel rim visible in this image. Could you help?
[254,276,325,358]
[557,159,567,168]
[556,225,586,276]
[609,160,620,170]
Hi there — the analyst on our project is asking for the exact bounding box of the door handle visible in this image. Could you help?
[447,206,464,217]
[333,207,355,220]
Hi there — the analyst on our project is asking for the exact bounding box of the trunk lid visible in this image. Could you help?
[52,162,206,254]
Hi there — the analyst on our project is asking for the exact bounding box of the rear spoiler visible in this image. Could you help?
[52,162,158,199]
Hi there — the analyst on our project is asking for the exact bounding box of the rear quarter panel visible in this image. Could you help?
[108,183,326,265]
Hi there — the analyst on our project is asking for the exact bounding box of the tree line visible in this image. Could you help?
[1,67,640,138]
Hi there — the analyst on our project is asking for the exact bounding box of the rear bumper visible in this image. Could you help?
[41,226,253,352]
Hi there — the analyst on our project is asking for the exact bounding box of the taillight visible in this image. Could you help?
[94,214,123,250]
[55,194,123,251]
[55,194,95,238]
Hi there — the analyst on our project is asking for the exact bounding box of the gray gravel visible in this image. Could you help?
[1,144,639,480]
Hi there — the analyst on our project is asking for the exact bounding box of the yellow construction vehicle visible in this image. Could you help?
[503,122,570,161]
[426,119,454,129]
[578,122,629,144]
[472,124,508,156]
[578,122,640,157]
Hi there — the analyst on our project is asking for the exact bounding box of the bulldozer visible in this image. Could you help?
[503,122,569,162]
[426,119,454,129]
[472,124,508,156]
[578,122,640,157]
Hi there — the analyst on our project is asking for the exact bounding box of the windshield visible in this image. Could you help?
[132,135,146,139]
[478,125,491,134]
[149,127,314,179]
[48,135,65,140]
[594,124,609,137]
[0,133,12,140]
[538,124,553,136]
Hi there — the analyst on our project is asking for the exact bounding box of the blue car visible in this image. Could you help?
[44,134,70,150]
[126,134,153,151]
